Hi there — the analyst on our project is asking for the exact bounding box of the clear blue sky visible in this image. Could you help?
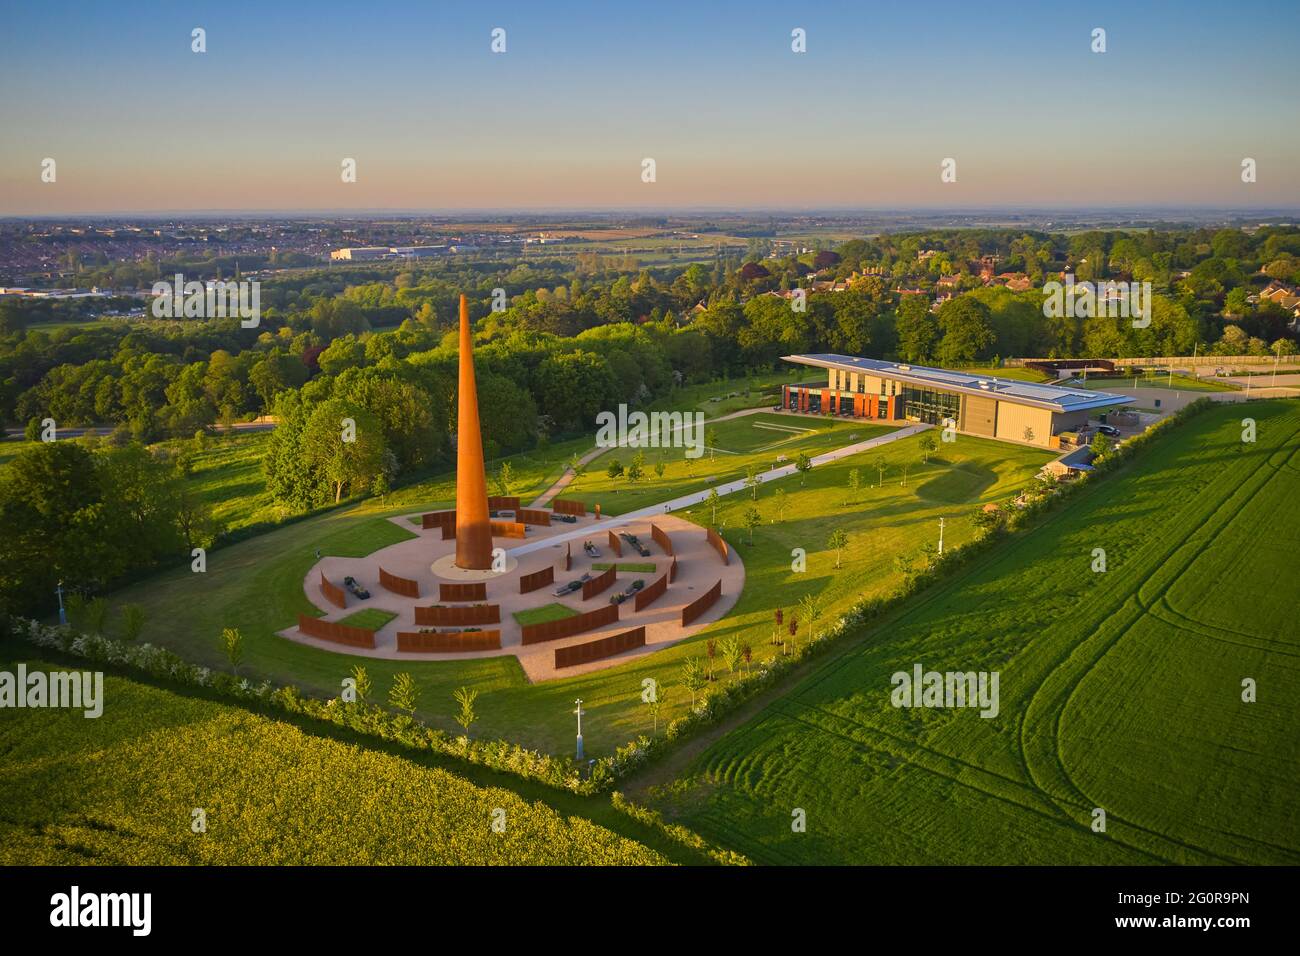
[1,0,1297,213]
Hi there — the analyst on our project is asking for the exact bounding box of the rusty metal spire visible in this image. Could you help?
[454,294,493,569]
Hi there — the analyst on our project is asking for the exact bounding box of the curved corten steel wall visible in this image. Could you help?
[319,572,347,610]
[517,508,551,526]
[554,626,646,669]
[379,567,420,598]
[297,613,376,648]
[582,565,617,600]
[490,520,526,539]
[519,565,555,594]
[520,604,618,645]
[651,523,673,555]
[669,554,678,583]
[608,530,622,556]
[414,604,501,626]
[553,498,586,516]
[633,572,668,611]
[421,510,455,531]
[707,528,730,565]
[397,629,501,652]
[681,580,722,626]
[487,496,520,512]
[439,581,487,602]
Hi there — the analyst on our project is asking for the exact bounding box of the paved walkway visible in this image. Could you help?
[528,405,777,508]
[511,423,930,559]
[1090,385,1300,415]
[284,513,743,682]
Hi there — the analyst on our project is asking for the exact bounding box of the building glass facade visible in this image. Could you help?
[900,385,961,425]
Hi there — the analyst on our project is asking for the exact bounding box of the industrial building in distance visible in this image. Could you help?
[781,354,1133,448]
[330,245,452,261]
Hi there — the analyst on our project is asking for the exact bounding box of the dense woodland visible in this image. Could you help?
[2,225,1298,615]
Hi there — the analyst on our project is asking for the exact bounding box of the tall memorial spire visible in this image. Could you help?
[454,294,493,569]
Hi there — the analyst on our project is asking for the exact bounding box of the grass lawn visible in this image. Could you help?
[180,432,280,532]
[575,413,886,516]
[1078,373,1235,392]
[649,400,1300,865]
[101,423,1050,757]
[0,653,700,865]
[23,318,107,332]
[592,562,657,573]
[959,366,1053,383]
[336,608,398,630]
[382,435,590,513]
[645,371,797,419]
[0,438,41,467]
[512,603,579,627]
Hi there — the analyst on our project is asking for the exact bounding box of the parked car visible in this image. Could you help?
[342,576,370,600]
[1096,424,1121,438]
[552,573,591,597]
[583,541,600,558]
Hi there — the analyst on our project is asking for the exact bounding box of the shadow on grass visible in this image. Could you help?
[915,462,996,503]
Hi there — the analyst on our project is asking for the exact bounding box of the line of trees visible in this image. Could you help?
[0,439,220,616]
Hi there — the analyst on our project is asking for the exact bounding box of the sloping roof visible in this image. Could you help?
[783,354,1134,414]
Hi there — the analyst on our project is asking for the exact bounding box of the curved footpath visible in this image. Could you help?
[529,405,780,509]
[512,423,931,559]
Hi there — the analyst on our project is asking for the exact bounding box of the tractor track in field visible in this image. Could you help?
[633,405,1300,864]
[1150,595,1300,658]
[772,702,1163,862]
[1018,412,1300,866]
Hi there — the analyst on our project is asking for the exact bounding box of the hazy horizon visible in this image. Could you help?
[5,203,1300,222]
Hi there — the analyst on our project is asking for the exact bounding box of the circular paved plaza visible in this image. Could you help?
[279,511,744,682]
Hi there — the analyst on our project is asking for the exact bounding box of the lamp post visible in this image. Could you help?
[55,580,67,626]
[573,698,585,761]
[938,517,945,555]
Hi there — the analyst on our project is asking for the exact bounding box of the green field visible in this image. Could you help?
[0,654,687,865]
[336,608,398,630]
[512,603,579,627]
[960,366,1052,383]
[181,433,280,531]
[101,424,1050,757]
[648,400,1300,865]
[577,412,882,516]
[645,372,796,419]
[1079,373,1235,392]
